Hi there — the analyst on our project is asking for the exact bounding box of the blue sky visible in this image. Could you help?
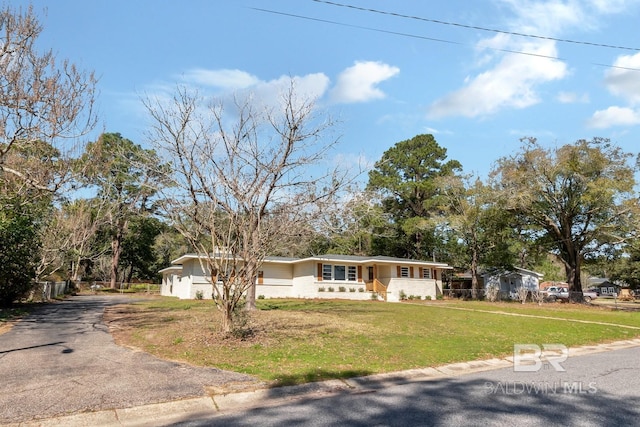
[20,0,640,179]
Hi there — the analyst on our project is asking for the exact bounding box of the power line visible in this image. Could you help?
[250,6,640,72]
[250,8,566,62]
[313,0,640,52]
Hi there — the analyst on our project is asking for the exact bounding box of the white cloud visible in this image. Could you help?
[330,61,399,104]
[247,73,331,107]
[587,106,640,128]
[428,0,638,120]
[181,68,260,90]
[604,52,640,105]
[556,91,589,104]
[498,0,588,34]
[589,0,639,14]
[428,40,566,119]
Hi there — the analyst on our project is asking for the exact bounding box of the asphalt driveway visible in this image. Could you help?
[0,295,260,424]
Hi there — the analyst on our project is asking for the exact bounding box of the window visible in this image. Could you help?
[400,266,410,278]
[347,266,357,281]
[422,268,431,279]
[322,264,357,281]
[322,264,333,281]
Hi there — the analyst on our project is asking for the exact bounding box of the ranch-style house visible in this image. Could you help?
[159,253,452,302]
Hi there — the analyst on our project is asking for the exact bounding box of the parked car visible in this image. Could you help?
[543,286,598,303]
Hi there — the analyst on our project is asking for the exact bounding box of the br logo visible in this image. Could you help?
[513,344,568,372]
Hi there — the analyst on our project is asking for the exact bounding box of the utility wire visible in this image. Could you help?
[251,8,566,62]
[313,0,640,52]
[251,7,640,72]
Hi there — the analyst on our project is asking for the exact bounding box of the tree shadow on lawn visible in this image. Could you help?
[175,375,640,426]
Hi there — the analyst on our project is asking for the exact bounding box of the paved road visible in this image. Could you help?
[177,345,640,426]
[0,295,260,424]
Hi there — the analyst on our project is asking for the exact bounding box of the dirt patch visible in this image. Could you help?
[104,302,363,352]
[0,322,13,335]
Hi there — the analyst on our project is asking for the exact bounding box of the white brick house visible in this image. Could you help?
[159,254,452,302]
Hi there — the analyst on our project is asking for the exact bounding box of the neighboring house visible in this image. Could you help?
[159,254,452,302]
[587,278,621,296]
[482,267,543,299]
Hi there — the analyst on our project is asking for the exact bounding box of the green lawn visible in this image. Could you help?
[110,298,640,386]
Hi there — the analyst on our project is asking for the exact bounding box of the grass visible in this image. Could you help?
[0,305,32,334]
[104,298,640,386]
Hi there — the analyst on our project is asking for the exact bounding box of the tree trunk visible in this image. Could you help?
[221,303,233,334]
[246,282,256,310]
[470,248,480,299]
[563,247,584,302]
[109,232,122,289]
[126,264,134,286]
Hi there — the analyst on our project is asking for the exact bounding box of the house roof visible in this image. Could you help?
[166,253,451,270]
[302,254,451,268]
[158,265,182,274]
[481,267,544,279]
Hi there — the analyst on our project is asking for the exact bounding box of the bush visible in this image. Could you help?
[436,294,443,300]
[486,284,500,302]
[370,292,378,300]
[338,286,346,292]
[195,290,204,300]
[318,287,325,292]
[327,286,334,292]
[358,288,365,292]
[349,287,356,292]
[0,197,41,306]
[257,295,265,300]
[229,299,253,339]
[399,290,407,300]
[425,295,432,300]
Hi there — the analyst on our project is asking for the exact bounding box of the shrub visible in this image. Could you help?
[516,287,530,304]
[195,290,204,300]
[399,290,407,300]
[425,295,432,300]
[327,286,335,292]
[257,295,265,300]
[370,292,378,300]
[0,197,41,306]
[436,294,443,300]
[318,287,325,292]
[349,287,356,292]
[230,299,253,339]
[338,286,346,292]
[486,284,500,302]
[358,288,365,292]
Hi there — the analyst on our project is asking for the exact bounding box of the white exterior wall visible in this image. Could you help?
[386,278,438,302]
[291,262,316,298]
[256,262,294,299]
[315,290,373,300]
[184,259,209,285]
[160,273,174,296]
[521,273,540,291]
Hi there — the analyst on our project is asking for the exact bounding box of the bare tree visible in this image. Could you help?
[0,5,97,193]
[516,286,529,304]
[144,81,346,333]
